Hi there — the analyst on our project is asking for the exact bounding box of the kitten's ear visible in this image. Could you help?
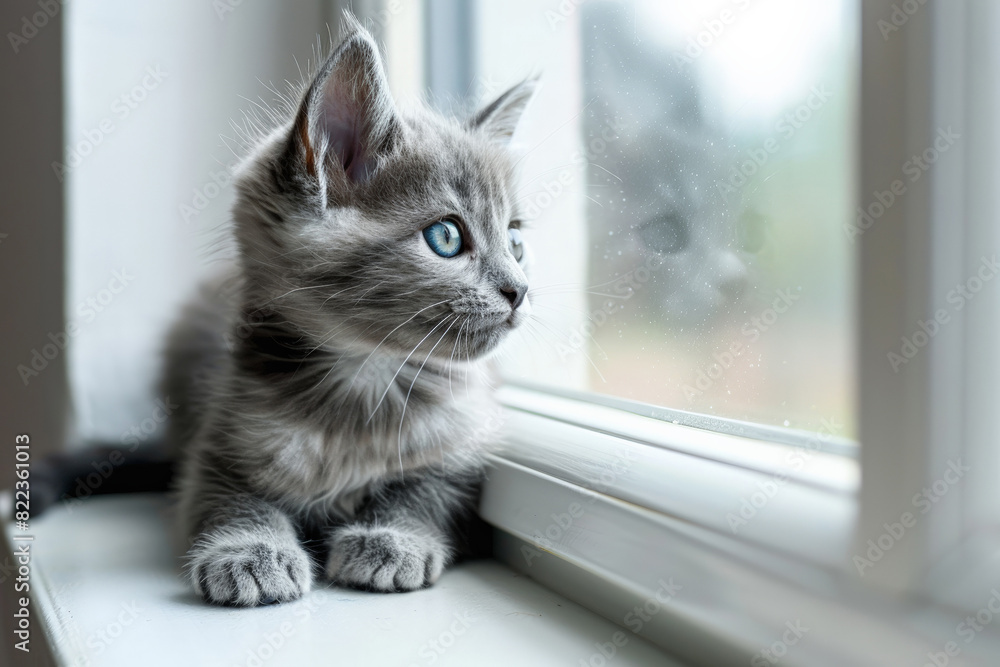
[468,78,537,143]
[290,13,399,185]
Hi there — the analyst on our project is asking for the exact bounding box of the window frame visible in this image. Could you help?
[856,0,1000,608]
[377,0,1000,662]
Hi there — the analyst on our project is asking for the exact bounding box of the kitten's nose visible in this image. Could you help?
[500,283,527,310]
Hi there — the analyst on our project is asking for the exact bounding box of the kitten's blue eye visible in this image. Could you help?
[423,220,463,258]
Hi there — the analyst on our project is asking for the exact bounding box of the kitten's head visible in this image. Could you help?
[232,15,534,361]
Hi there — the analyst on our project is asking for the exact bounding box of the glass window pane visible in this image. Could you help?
[476,0,857,437]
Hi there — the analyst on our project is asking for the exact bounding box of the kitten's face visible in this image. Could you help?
[232,20,534,360]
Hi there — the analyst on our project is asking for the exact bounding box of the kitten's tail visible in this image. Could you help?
[29,443,176,516]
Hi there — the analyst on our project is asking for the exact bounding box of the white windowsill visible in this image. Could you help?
[494,385,858,568]
[484,388,1000,666]
[0,493,681,667]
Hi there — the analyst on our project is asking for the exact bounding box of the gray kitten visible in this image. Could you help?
[165,15,533,606]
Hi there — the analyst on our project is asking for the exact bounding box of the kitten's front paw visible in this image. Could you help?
[326,524,449,592]
[188,529,312,606]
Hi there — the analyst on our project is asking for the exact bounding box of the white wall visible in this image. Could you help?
[65,1,330,442]
[472,0,590,389]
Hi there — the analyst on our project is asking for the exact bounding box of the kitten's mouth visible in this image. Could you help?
[441,295,531,358]
[470,302,530,333]
[465,313,510,332]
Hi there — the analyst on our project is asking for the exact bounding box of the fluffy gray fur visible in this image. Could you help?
[165,15,533,606]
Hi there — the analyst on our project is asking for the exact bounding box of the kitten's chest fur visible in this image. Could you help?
[201,312,497,520]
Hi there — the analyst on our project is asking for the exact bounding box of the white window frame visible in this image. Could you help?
[358,0,1000,663]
